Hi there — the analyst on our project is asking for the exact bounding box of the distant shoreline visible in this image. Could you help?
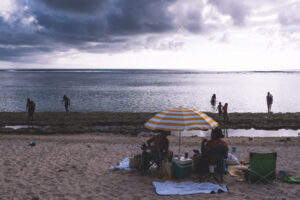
[1,112,300,135]
[0,69,299,73]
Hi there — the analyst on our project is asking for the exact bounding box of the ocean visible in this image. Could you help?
[0,69,299,113]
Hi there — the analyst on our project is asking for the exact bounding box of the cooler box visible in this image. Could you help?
[172,158,192,179]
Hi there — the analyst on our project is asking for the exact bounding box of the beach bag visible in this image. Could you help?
[134,154,150,170]
[134,155,144,170]
[129,157,137,168]
[192,153,201,173]
[162,159,172,179]
[227,153,241,165]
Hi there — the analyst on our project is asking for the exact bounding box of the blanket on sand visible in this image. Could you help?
[152,181,228,195]
[110,157,132,171]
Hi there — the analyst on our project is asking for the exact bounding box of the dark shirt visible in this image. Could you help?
[217,105,222,113]
[147,135,169,155]
[28,101,35,113]
[207,138,229,152]
[63,97,70,106]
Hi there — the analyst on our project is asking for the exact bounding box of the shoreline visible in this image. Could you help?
[1,112,300,135]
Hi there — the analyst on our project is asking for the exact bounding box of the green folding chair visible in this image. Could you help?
[247,152,277,184]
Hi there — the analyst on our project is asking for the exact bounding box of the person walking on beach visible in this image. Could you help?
[26,98,35,123]
[222,103,229,122]
[266,92,273,113]
[210,94,216,106]
[62,95,71,113]
[217,102,223,119]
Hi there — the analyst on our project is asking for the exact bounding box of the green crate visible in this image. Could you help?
[172,160,192,179]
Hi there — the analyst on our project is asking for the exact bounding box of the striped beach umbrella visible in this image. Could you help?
[145,107,219,156]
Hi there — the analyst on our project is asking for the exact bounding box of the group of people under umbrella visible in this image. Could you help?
[139,107,228,182]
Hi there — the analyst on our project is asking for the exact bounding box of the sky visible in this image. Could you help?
[0,0,300,71]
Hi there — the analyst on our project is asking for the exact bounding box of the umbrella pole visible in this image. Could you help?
[178,131,181,158]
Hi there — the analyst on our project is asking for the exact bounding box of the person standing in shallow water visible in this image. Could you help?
[217,102,223,119]
[266,92,273,113]
[62,95,71,113]
[26,98,31,112]
[26,98,35,123]
[222,103,229,122]
[210,94,216,106]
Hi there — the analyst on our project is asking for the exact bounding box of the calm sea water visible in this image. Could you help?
[0,69,299,112]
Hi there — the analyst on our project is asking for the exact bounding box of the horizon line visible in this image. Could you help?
[0,68,299,73]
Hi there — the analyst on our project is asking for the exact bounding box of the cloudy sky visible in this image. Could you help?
[0,0,299,70]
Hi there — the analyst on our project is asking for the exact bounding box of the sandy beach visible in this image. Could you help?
[0,133,299,199]
[0,112,300,199]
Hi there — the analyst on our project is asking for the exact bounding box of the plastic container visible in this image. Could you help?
[209,165,215,173]
[231,146,237,153]
[279,170,288,180]
[184,152,189,159]
[29,142,36,147]
[172,158,192,179]
[178,158,192,164]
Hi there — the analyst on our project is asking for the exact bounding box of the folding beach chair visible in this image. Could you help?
[247,152,277,184]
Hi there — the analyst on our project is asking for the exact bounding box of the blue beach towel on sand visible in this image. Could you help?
[110,157,132,171]
[152,181,228,195]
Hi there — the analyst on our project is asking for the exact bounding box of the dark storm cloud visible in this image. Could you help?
[0,45,53,61]
[106,0,176,34]
[31,0,176,38]
[39,0,110,14]
[0,0,254,61]
[0,19,41,46]
[0,0,182,60]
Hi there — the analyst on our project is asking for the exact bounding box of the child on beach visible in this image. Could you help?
[217,102,222,118]
[222,103,229,122]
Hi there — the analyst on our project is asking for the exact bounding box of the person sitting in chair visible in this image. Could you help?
[201,127,228,155]
[139,131,172,174]
[197,127,228,182]
[146,131,170,159]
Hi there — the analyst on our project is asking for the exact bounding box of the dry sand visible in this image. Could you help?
[0,134,299,200]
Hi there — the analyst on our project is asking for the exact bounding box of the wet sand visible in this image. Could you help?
[0,134,299,199]
[1,112,300,135]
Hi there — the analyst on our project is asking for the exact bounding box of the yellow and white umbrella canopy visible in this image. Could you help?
[145,107,219,156]
[145,107,219,131]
